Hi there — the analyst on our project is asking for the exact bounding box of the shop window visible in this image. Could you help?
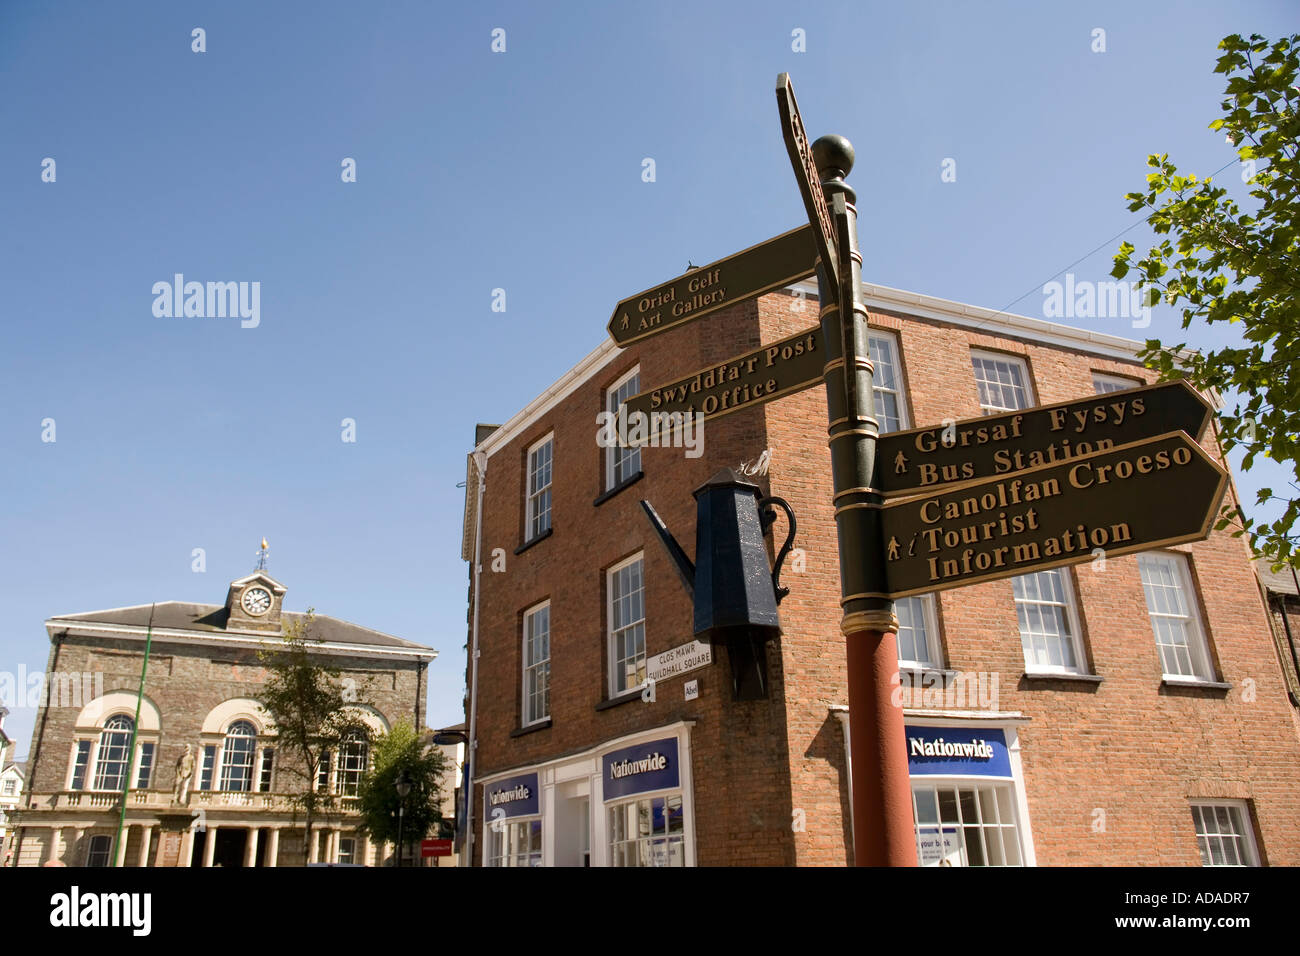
[1191,801,1259,866]
[608,793,685,867]
[525,435,554,541]
[1013,568,1086,674]
[608,554,646,696]
[606,367,641,489]
[912,782,1022,866]
[971,351,1033,414]
[1138,553,1215,681]
[486,818,542,867]
[523,602,551,726]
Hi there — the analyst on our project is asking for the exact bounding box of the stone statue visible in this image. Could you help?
[173,744,195,804]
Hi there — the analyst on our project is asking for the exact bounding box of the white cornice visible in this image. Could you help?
[44,620,437,663]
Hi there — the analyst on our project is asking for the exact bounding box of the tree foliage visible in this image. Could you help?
[355,719,448,864]
[257,609,372,864]
[1112,32,1299,568]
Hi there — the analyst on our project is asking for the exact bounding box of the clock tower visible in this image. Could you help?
[225,570,287,633]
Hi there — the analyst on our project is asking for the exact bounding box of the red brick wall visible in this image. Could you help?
[468,287,1300,866]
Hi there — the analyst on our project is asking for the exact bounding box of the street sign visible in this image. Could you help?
[876,380,1214,498]
[421,838,453,858]
[646,639,713,683]
[622,325,823,429]
[879,431,1227,598]
[776,73,838,287]
[607,225,816,347]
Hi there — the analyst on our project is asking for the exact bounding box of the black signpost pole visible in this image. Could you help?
[811,136,917,867]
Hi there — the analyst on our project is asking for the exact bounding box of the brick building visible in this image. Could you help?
[1256,558,1300,706]
[460,278,1300,867]
[11,566,436,867]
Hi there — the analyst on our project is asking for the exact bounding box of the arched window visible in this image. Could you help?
[92,715,134,791]
[339,730,369,797]
[219,720,257,792]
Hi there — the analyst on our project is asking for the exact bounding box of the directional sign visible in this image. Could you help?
[776,73,838,287]
[607,225,816,348]
[879,431,1227,598]
[876,380,1214,498]
[623,325,823,429]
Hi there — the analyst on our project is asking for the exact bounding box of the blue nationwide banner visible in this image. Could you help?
[904,726,1012,778]
[484,771,539,819]
[602,737,680,801]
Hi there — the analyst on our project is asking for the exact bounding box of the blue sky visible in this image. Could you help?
[1,0,1295,756]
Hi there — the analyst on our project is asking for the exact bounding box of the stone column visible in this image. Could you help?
[364,836,375,867]
[70,828,86,866]
[179,826,194,867]
[308,827,320,864]
[265,827,280,868]
[243,828,258,868]
[202,824,218,867]
[137,825,153,867]
[114,827,130,867]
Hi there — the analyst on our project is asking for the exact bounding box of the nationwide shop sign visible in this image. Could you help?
[603,737,680,801]
[879,431,1228,598]
[905,726,1012,778]
[875,380,1214,499]
[623,326,823,430]
[607,225,816,347]
[485,771,539,819]
[646,639,713,683]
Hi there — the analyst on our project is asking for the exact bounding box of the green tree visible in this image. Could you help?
[257,609,372,865]
[1112,32,1299,568]
[356,720,448,866]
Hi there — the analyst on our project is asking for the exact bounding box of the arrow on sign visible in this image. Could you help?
[607,225,816,348]
[776,73,838,288]
[878,431,1227,599]
[876,380,1214,498]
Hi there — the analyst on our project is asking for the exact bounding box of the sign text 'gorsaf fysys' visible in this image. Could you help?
[876,380,1213,497]
[879,431,1227,598]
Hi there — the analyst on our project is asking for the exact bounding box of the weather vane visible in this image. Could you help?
[255,537,269,571]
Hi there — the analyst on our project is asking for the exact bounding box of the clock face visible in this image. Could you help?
[242,587,272,616]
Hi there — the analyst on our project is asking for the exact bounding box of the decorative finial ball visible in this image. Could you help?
[812,135,854,179]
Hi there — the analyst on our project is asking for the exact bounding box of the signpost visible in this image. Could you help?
[623,326,824,426]
[877,380,1214,498]
[880,432,1227,597]
[608,225,817,347]
[596,73,1228,868]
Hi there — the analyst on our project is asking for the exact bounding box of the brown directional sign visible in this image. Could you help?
[876,380,1214,499]
[623,325,824,431]
[878,431,1228,598]
[776,73,838,288]
[607,225,816,348]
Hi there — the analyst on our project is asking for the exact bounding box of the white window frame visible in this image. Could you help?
[1092,372,1142,394]
[525,434,554,542]
[606,791,687,867]
[895,595,941,670]
[218,720,258,793]
[607,553,647,698]
[1138,552,1215,682]
[486,817,543,867]
[605,366,642,490]
[90,713,135,792]
[1190,800,1260,866]
[911,780,1025,867]
[67,738,93,791]
[522,601,551,727]
[868,331,910,433]
[970,350,1035,415]
[1013,568,1088,675]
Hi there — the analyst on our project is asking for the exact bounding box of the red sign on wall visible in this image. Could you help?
[421,838,453,858]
